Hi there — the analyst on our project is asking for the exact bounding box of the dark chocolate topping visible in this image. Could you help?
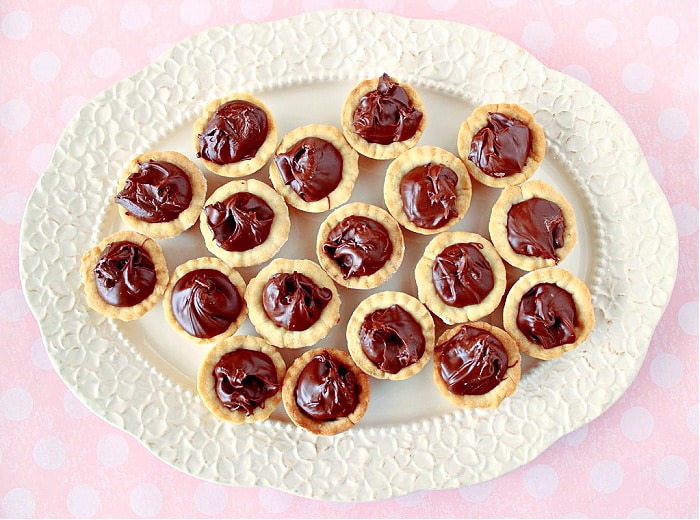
[359,304,426,374]
[213,349,280,416]
[507,197,565,261]
[295,350,358,420]
[171,269,243,339]
[204,192,274,252]
[262,271,332,331]
[115,160,193,223]
[399,163,459,229]
[274,137,343,202]
[436,325,509,396]
[516,282,577,349]
[94,241,156,307]
[468,112,532,178]
[352,73,423,145]
[432,242,495,307]
[322,216,393,279]
[197,100,269,165]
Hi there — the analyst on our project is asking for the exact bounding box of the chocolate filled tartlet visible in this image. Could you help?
[457,103,545,188]
[433,321,521,409]
[197,335,286,424]
[282,347,370,435]
[80,230,168,321]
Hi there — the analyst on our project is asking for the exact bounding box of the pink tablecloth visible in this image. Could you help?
[2,0,697,517]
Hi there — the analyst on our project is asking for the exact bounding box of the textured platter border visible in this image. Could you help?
[19,10,678,501]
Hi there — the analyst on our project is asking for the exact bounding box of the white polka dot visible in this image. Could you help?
[180,0,211,26]
[0,192,27,225]
[0,99,31,131]
[240,0,273,20]
[648,15,679,47]
[67,485,100,518]
[585,18,617,49]
[96,433,130,468]
[60,5,92,35]
[523,464,558,498]
[394,490,426,507]
[687,404,698,435]
[0,288,29,322]
[458,480,493,503]
[522,21,555,54]
[621,406,655,441]
[672,203,698,236]
[33,435,66,470]
[59,95,89,124]
[2,488,36,518]
[1,387,33,421]
[645,156,664,184]
[258,487,293,513]
[30,51,61,82]
[622,62,654,94]
[130,483,163,518]
[90,47,122,79]
[628,507,656,518]
[30,337,52,370]
[427,0,458,9]
[650,353,683,389]
[658,107,689,140]
[561,64,592,85]
[590,460,624,493]
[193,482,228,515]
[656,454,689,488]
[120,1,151,31]
[28,143,54,175]
[560,424,588,446]
[2,11,32,40]
[63,389,91,419]
[678,301,699,336]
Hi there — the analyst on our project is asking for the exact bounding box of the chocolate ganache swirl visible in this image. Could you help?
[469,112,532,178]
[262,271,332,331]
[94,241,156,307]
[432,243,495,307]
[507,197,565,261]
[213,349,280,416]
[274,137,343,202]
[204,192,274,252]
[295,350,358,420]
[322,216,393,279]
[400,163,459,229]
[516,282,577,349]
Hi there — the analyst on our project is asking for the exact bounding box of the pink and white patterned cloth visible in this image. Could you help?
[1,0,697,517]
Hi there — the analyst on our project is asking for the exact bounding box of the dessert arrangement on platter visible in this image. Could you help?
[81,72,594,435]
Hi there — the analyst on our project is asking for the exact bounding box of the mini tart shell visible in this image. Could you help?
[316,202,405,290]
[433,321,521,409]
[503,267,595,360]
[415,231,506,325]
[489,179,577,271]
[199,179,290,268]
[115,151,207,239]
[80,230,168,321]
[340,75,427,160]
[457,103,545,188]
[346,291,435,381]
[282,347,370,435]
[193,92,278,178]
[269,124,359,213]
[384,145,472,235]
[163,257,248,345]
[245,258,341,349]
[197,335,286,424]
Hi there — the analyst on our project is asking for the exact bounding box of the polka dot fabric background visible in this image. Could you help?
[1,0,697,517]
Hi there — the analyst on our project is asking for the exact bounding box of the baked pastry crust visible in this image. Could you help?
[489,179,577,271]
[115,151,207,239]
[80,230,168,321]
[415,231,506,325]
[433,321,521,409]
[163,257,248,344]
[199,179,290,267]
[315,202,405,290]
[384,145,472,235]
[282,347,370,435]
[245,258,341,348]
[457,103,545,188]
[193,92,278,177]
[340,75,427,160]
[346,291,435,381]
[197,335,286,424]
[503,267,595,360]
[269,124,360,212]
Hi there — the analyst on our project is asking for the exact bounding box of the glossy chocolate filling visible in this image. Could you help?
[94,241,156,307]
[171,269,243,339]
[516,282,577,349]
[322,216,393,279]
[436,325,509,396]
[262,271,332,331]
[352,73,423,145]
[432,243,495,307]
[197,100,268,165]
[295,350,358,421]
[400,163,459,229]
[507,197,565,261]
[204,192,274,252]
[115,160,193,223]
[468,112,532,178]
[274,137,343,202]
[213,349,280,416]
[359,304,425,374]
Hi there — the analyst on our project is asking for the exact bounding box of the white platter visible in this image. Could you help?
[19,10,678,501]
